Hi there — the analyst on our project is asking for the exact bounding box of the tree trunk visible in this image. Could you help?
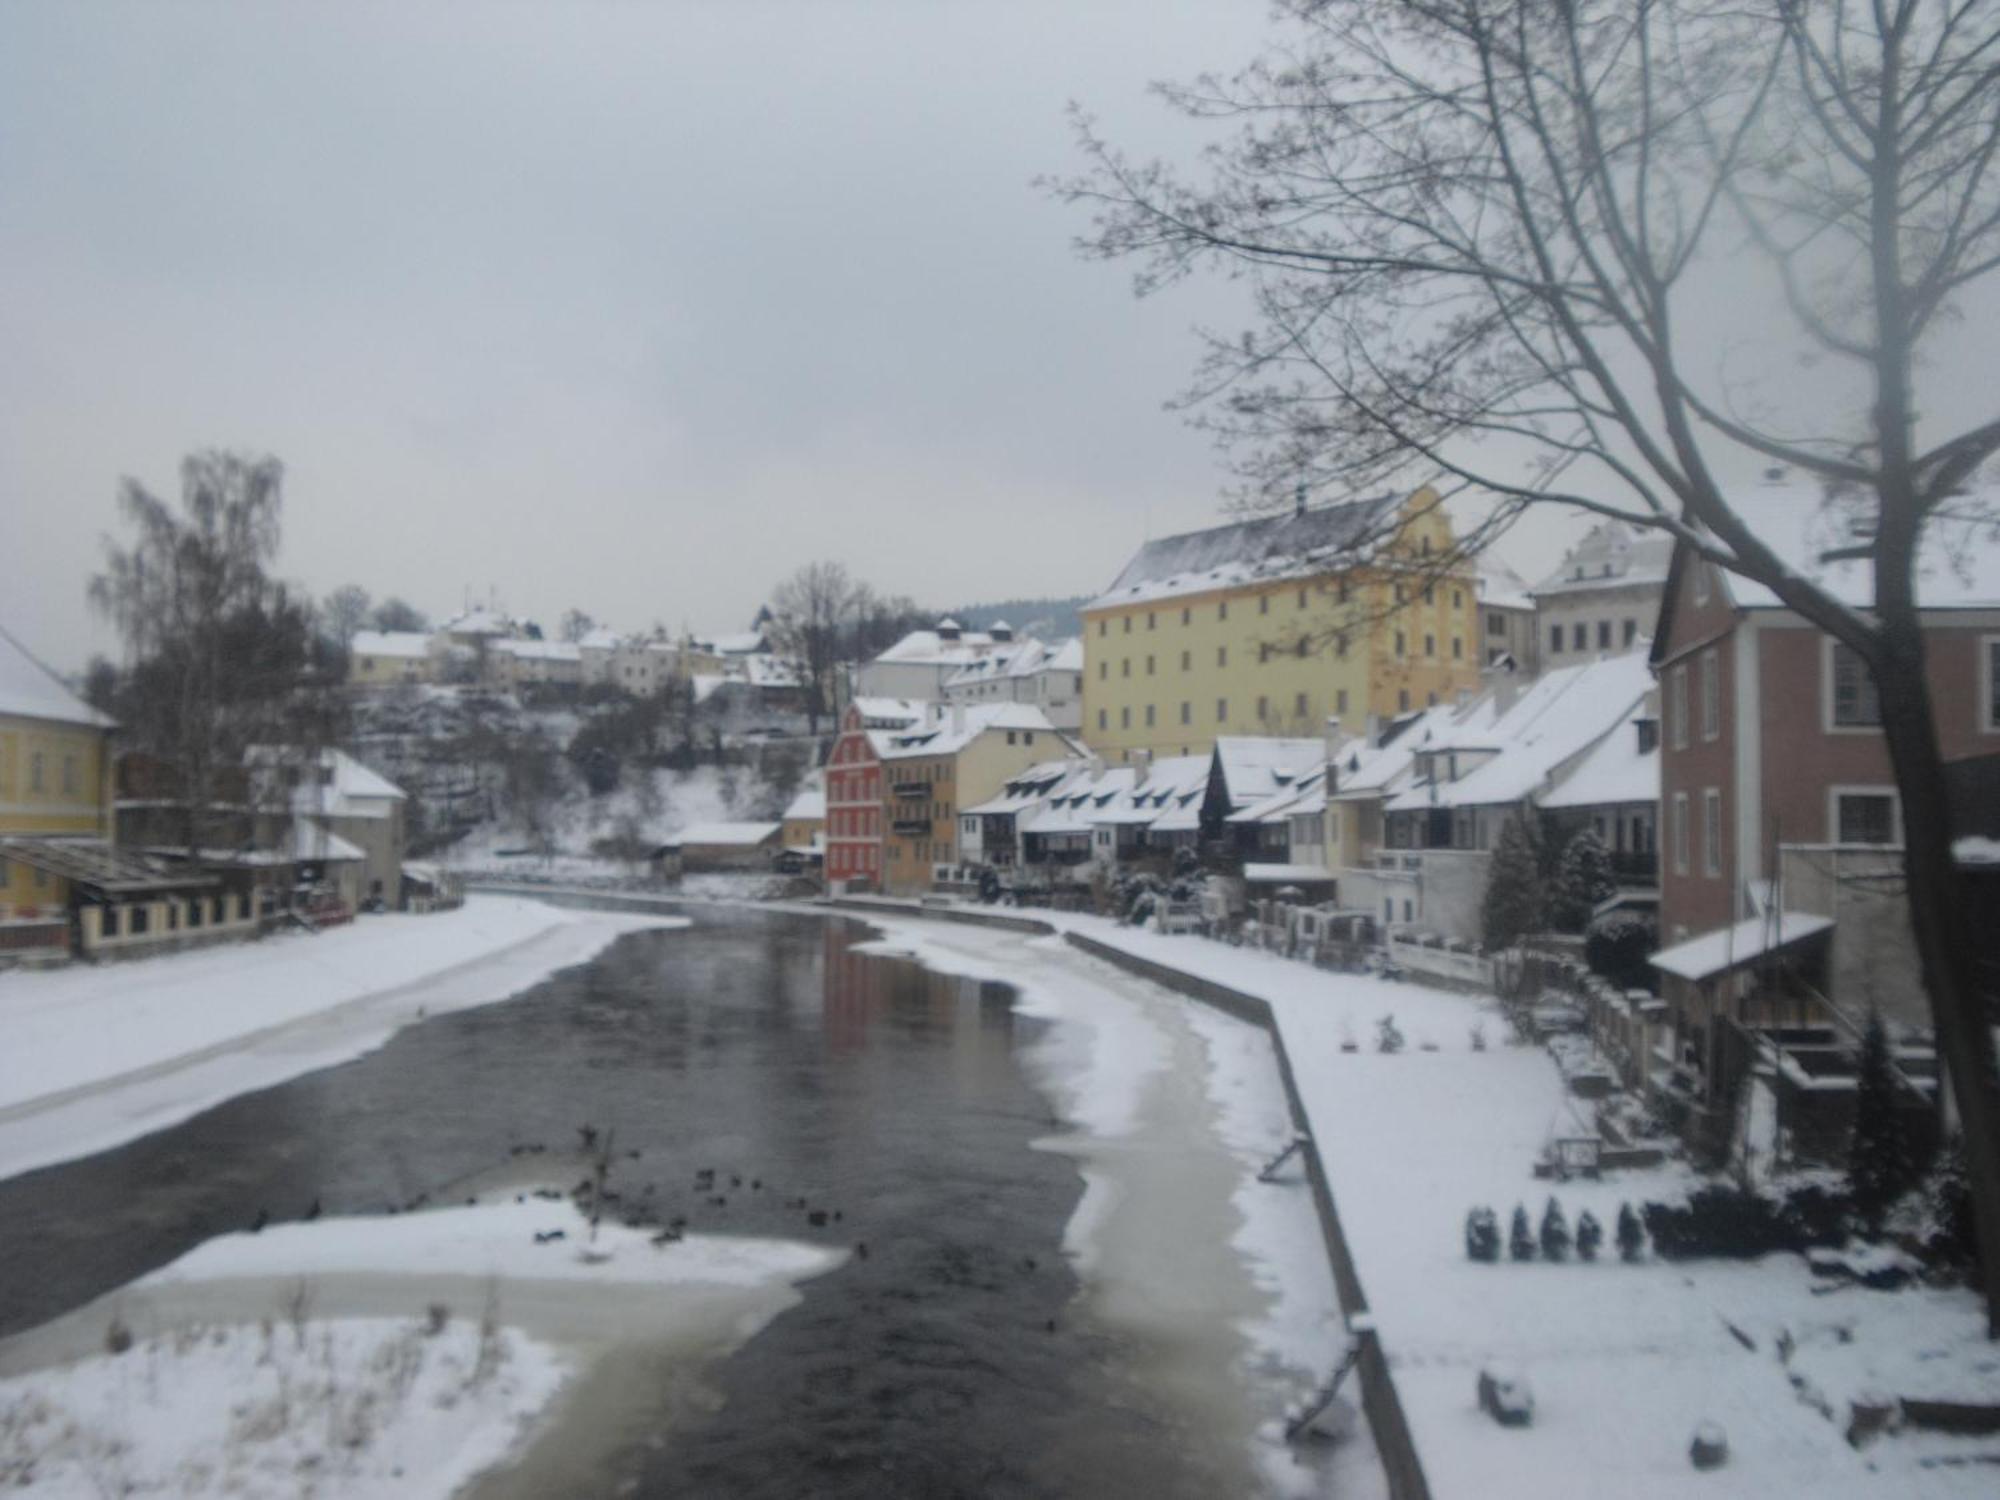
[1875,620,2000,1334]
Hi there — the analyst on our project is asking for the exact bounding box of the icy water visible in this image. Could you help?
[0,906,1247,1498]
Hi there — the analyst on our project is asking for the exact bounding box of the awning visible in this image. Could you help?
[1650,912,1833,983]
[0,836,217,894]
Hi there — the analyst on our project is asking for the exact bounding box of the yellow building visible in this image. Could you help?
[878,704,1075,895]
[0,627,114,920]
[1081,488,1481,763]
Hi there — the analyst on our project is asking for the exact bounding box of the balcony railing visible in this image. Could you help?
[891,781,928,800]
[891,817,931,837]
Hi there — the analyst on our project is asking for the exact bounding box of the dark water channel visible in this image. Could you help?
[0,906,1216,1498]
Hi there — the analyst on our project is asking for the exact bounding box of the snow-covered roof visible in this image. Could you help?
[577,627,623,651]
[1088,494,1402,611]
[1386,652,1653,813]
[350,630,433,660]
[1539,716,1659,810]
[742,655,803,689]
[665,821,781,847]
[493,638,580,662]
[248,746,406,817]
[0,626,113,729]
[849,697,925,728]
[783,782,826,821]
[1530,519,1674,598]
[711,630,767,656]
[963,759,1092,816]
[1046,637,1084,672]
[871,627,1000,667]
[879,702,1065,760]
[691,673,728,704]
[1213,737,1326,808]
[1091,755,1212,830]
[1705,481,2000,612]
[942,637,1077,691]
[1330,701,1491,800]
[291,821,368,863]
[1229,767,1330,825]
[1477,559,1536,613]
[442,607,512,638]
[1651,912,1834,982]
[1244,862,1338,883]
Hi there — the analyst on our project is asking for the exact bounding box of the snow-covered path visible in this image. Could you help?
[0,896,683,1182]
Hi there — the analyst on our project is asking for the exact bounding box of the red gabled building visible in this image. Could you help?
[1646,482,2000,1144]
[823,698,923,892]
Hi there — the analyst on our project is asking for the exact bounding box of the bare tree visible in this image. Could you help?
[559,608,597,644]
[90,451,342,859]
[324,585,372,644]
[1060,0,2000,1328]
[769,561,863,734]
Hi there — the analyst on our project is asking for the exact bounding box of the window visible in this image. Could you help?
[1180,701,1191,725]
[62,756,78,795]
[1123,616,1132,634]
[1452,636,1463,660]
[1217,646,1228,667]
[29,752,43,793]
[1452,589,1463,609]
[1830,642,1881,727]
[1122,658,1131,678]
[1338,580,1351,604]
[1259,594,1270,615]
[1670,666,1689,749]
[1146,654,1155,675]
[1398,689,1410,711]
[1298,588,1307,610]
[1424,634,1435,656]
[1295,692,1309,718]
[1336,632,1348,658]
[1703,789,1723,877]
[1144,705,1156,727]
[1572,623,1587,651]
[1336,689,1348,716]
[1098,620,1107,637]
[1180,650,1191,671]
[1181,607,1190,626]
[1834,790,1899,845]
[1700,649,1720,740]
[1219,601,1228,620]
[1394,632,1406,656]
[1549,624,1563,655]
[1597,620,1611,650]
[1098,709,1107,731]
[1257,694,1269,721]
[1147,612,1156,630]
[1217,698,1228,722]
[1006,730,1016,745]
[1260,643,1271,664]
[1394,584,1406,605]
[1099,662,1107,681]
[1672,792,1690,874]
[1488,612,1504,636]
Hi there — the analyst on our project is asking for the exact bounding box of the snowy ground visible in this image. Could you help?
[847,921,1383,1499]
[0,1198,845,1500]
[847,901,2000,1499]
[0,896,684,1182]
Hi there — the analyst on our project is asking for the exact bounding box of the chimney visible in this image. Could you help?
[1132,747,1153,787]
[1365,711,1383,746]
[1322,715,1352,762]
[950,702,966,735]
[1087,752,1104,779]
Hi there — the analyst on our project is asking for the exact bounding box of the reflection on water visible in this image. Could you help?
[0,907,1232,1497]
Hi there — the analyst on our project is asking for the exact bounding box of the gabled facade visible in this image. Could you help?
[0,626,115,927]
[824,700,905,891]
[1532,519,1672,667]
[1080,487,1481,763]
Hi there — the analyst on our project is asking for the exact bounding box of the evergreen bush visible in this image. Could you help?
[1464,1206,1500,1263]
[1550,828,1617,931]
[1585,911,1658,990]
[1540,1197,1571,1261]
[1480,815,1545,951]
[1849,1012,1925,1235]
[1509,1204,1536,1261]
[1616,1201,1646,1262]
[1575,1208,1603,1261]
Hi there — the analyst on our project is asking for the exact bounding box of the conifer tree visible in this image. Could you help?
[1850,1012,1923,1235]
[1510,1204,1536,1262]
[1575,1209,1603,1262]
[1540,1197,1571,1261]
[1616,1202,1646,1263]
[1551,828,1617,931]
[1481,814,1544,952]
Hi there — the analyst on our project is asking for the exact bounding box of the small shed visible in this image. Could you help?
[652,821,784,878]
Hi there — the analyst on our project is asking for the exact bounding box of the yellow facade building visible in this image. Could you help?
[878,704,1074,895]
[0,628,114,919]
[1081,489,1481,763]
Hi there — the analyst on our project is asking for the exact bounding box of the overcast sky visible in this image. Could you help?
[17,2,1977,673]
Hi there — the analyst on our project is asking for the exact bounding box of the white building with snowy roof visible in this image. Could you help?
[941,635,1084,731]
[855,618,1016,702]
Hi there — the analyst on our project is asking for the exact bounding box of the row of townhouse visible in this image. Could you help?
[2,625,432,964]
[350,609,802,705]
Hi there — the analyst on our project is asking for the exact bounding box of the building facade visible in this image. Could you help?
[0,628,114,921]
[1080,488,1481,764]
[1532,520,1673,667]
[878,705,1069,894]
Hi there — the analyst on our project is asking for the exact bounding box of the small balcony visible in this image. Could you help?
[891,781,929,800]
[891,817,931,837]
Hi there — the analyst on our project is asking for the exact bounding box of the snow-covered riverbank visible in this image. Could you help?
[843,899,2000,1499]
[0,896,684,1181]
[0,1197,843,1500]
